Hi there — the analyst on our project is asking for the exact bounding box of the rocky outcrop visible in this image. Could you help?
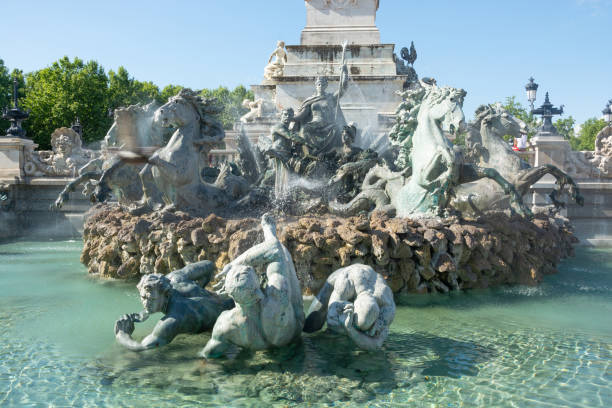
[81,204,577,294]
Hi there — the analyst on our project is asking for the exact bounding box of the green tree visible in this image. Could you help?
[108,66,160,110]
[553,116,576,140]
[22,56,110,148]
[570,118,607,151]
[501,96,540,138]
[160,84,184,103]
[0,59,13,132]
[200,85,254,129]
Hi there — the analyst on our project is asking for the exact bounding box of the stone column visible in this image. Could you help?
[0,137,36,179]
[301,0,381,45]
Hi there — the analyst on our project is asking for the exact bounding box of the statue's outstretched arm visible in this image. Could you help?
[168,260,215,287]
[201,318,233,359]
[214,243,279,293]
[340,306,386,351]
[346,324,387,351]
[114,315,177,352]
[292,105,310,123]
[229,242,279,268]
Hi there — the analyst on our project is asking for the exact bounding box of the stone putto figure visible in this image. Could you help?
[240,98,264,123]
[303,264,395,351]
[290,65,350,155]
[264,41,288,80]
[114,260,233,351]
[24,127,97,176]
[202,213,305,358]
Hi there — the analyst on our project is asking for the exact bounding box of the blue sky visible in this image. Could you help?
[1,0,611,124]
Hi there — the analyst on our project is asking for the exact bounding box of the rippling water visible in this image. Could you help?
[0,241,610,407]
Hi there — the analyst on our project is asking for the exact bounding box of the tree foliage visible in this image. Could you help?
[553,116,576,140]
[570,118,607,151]
[108,66,160,111]
[500,96,540,138]
[21,57,110,148]
[0,59,12,132]
[160,84,184,103]
[200,85,253,129]
[2,55,254,148]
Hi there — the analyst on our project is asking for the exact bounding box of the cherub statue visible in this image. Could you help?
[240,98,264,123]
[264,41,288,80]
[304,264,395,351]
[114,260,233,351]
[201,213,305,358]
[24,127,96,176]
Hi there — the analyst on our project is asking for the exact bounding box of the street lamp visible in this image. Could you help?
[531,92,564,134]
[525,77,539,110]
[603,103,612,125]
[1,77,30,138]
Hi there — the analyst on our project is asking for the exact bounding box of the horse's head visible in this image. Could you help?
[154,89,202,129]
[475,104,525,140]
[420,83,467,137]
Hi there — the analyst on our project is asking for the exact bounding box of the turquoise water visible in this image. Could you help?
[0,241,610,407]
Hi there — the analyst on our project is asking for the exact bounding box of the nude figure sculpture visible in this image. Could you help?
[201,213,305,358]
[304,264,395,351]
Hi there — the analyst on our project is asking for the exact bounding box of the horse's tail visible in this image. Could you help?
[329,193,374,216]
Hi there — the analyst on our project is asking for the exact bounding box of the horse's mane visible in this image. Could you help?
[389,81,465,169]
[473,104,500,127]
[176,88,224,143]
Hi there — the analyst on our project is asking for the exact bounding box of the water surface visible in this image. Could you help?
[0,241,610,407]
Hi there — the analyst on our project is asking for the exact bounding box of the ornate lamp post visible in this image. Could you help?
[525,77,539,110]
[71,117,83,137]
[603,101,612,125]
[530,91,564,135]
[2,78,30,138]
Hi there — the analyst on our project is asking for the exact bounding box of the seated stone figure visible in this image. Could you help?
[304,264,395,351]
[202,213,305,358]
[114,260,233,351]
[328,124,379,201]
[291,66,349,156]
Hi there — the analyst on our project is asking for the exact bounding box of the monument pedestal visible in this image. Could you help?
[532,131,570,168]
[302,0,380,45]
[0,137,35,179]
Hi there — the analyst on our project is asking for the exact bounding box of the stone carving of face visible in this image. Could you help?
[56,134,73,156]
[136,274,171,314]
[315,77,328,96]
[341,126,356,146]
[225,265,263,306]
[280,108,294,126]
[353,292,379,331]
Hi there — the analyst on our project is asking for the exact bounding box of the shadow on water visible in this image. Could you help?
[385,331,496,379]
[93,327,495,405]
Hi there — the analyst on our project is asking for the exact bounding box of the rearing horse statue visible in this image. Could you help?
[142,89,227,212]
[390,81,531,218]
[459,104,583,211]
[331,81,532,218]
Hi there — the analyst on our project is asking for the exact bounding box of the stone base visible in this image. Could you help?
[0,137,35,178]
[81,205,577,295]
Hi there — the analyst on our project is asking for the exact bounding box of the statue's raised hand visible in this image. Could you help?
[341,303,355,331]
[213,263,232,295]
[114,314,136,336]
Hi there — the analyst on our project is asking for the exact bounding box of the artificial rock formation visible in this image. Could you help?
[82,205,577,295]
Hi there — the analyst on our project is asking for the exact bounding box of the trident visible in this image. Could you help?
[334,40,349,122]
